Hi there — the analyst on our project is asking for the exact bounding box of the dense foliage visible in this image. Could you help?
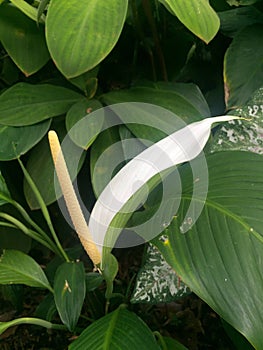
[0,0,263,349]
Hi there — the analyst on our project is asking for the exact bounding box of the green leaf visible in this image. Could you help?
[66,99,104,149]
[69,306,160,350]
[37,0,49,24]
[218,7,263,38]
[54,261,86,331]
[85,272,104,292]
[0,5,49,76]
[46,0,128,78]
[69,67,99,96]
[0,119,51,161]
[131,244,190,304]
[0,172,12,205]
[158,336,188,350]
[0,250,52,291]
[102,83,210,130]
[224,24,263,107]
[153,151,263,349]
[158,0,220,43]
[0,83,84,126]
[24,129,85,209]
[9,0,45,23]
[211,87,263,154]
[227,0,261,5]
[102,253,118,300]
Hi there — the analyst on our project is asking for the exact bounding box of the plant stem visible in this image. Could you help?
[0,317,67,336]
[0,212,60,254]
[17,158,70,262]
[142,0,168,81]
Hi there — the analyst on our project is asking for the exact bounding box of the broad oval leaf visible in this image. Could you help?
[102,83,211,129]
[0,5,49,76]
[54,261,85,332]
[0,119,51,161]
[224,24,263,107]
[0,83,84,126]
[0,250,52,291]
[69,306,160,350]
[153,151,263,349]
[46,0,128,78]
[159,0,220,43]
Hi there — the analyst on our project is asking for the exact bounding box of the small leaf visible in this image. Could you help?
[0,172,12,205]
[0,250,52,291]
[69,306,160,350]
[158,336,189,350]
[0,5,49,76]
[54,261,86,331]
[159,0,220,43]
[0,83,84,126]
[131,244,190,304]
[46,0,128,78]
[37,0,50,24]
[102,253,118,299]
[85,272,104,292]
[0,119,51,161]
[66,99,104,149]
[224,24,263,107]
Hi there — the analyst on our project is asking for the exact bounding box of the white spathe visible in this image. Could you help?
[88,115,239,262]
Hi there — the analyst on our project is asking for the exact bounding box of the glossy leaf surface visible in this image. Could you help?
[0,5,48,76]
[54,261,86,331]
[158,0,220,43]
[46,0,128,78]
[69,306,160,350]
[153,151,263,349]
[0,83,84,126]
[0,250,52,291]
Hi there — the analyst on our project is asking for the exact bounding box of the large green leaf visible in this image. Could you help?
[224,24,263,107]
[218,7,263,38]
[153,151,263,349]
[69,306,160,350]
[0,250,52,291]
[102,83,210,129]
[0,83,84,126]
[0,119,51,161]
[46,0,128,78]
[54,261,85,331]
[158,0,220,43]
[0,4,49,76]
